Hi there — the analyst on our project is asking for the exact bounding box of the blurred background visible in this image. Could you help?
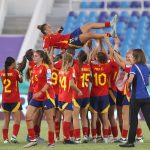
[0,0,150,116]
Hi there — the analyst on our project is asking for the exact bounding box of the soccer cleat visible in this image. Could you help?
[47,143,55,148]
[74,138,81,144]
[109,137,118,143]
[11,136,18,143]
[55,137,60,142]
[119,142,135,147]
[3,139,9,144]
[114,137,127,143]
[103,138,109,144]
[135,137,144,143]
[24,141,37,148]
[26,135,30,142]
[96,136,103,143]
[90,138,97,143]
[82,136,89,143]
[63,139,76,144]
[110,15,117,38]
[37,137,45,144]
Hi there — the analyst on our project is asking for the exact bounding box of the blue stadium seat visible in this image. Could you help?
[131,11,140,18]
[108,1,120,8]
[130,1,142,8]
[110,11,118,17]
[89,2,100,8]
[142,11,150,18]
[144,1,150,8]
[100,2,104,8]
[120,1,130,8]
[80,1,89,8]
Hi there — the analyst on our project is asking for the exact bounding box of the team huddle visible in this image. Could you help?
[0,15,149,148]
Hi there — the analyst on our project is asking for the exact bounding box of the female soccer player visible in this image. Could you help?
[52,54,63,141]
[73,50,91,143]
[90,51,111,143]
[0,57,23,144]
[120,49,150,147]
[58,52,82,144]
[37,15,117,52]
[24,50,55,148]
[18,49,44,142]
[104,36,120,141]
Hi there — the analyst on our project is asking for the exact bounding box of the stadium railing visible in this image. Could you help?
[0,0,7,34]
[17,0,54,62]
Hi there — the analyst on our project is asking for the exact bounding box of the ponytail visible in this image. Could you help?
[78,50,87,68]
[37,24,47,35]
[4,57,15,79]
[62,52,73,71]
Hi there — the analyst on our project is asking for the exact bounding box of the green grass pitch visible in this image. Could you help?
[0,121,149,150]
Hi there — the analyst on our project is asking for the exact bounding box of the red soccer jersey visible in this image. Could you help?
[0,69,22,103]
[109,59,119,92]
[43,33,71,50]
[91,62,111,97]
[31,64,55,101]
[74,62,91,99]
[123,65,132,97]
[58,67,75,103]
[52,67,59,95]
[28,61,35,92]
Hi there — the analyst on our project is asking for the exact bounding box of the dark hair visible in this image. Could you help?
[66,47,75,56]
[132,49,146,64]
[5,57,15,79]
[17,49,34,75]
[62,52,73,71]
[53,54,62,62]
[78,50,87,67]
[37,24,47,34]
[97,52,108,64]
[35,50,51,65]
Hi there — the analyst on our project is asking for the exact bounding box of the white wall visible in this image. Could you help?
[6,0,37,16]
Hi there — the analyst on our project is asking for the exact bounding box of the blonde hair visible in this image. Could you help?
[62,52,73,71]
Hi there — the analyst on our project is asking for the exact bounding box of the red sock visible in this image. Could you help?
[74,129,80,139]
[55,122,60,138]
[83,127,88,136]
[136,128,142,137]
[63,121,70,140]
[103,128,109,138]
[69,130,74,137]
[2,128,8,140]
[34,125,40,137]
[121,129,128,139]
[105,22,111,27]
[28,128,36,141]
[108,126,112,136]
[111,126,118,138]
[92,129,97,138]
[48,131,54,144]
[70,122,74,137]
[13,124,20,137]
[96,121,101,136]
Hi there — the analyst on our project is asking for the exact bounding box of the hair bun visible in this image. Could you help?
[37,25,42,30]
